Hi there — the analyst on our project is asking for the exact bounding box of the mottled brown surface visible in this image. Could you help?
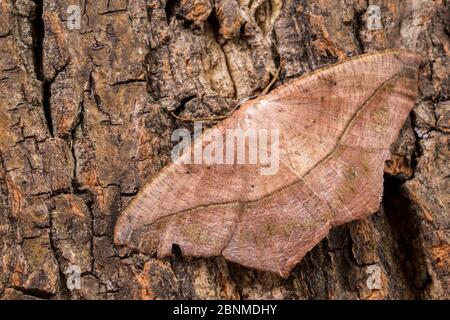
[115,49,420,277]
[0,0,448,299]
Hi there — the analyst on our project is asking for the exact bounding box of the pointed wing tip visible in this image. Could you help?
[359,48,422,69]
[113,199,146,248]
[389,48,423,66]
[113,214,130,247]
[113,228,125,247]
[278,269,293,279]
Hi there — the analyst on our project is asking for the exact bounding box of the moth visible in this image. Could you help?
[114,49,421,277]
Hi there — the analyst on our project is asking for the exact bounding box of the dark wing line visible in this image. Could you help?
[141,69,405,229]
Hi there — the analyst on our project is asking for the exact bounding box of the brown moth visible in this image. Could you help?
[114,49,421,277]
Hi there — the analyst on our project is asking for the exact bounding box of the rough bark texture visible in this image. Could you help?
[0,0,448,300]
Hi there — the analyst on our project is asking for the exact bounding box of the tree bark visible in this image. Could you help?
[0,0,448,300]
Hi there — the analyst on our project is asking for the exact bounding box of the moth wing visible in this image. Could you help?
[114,49,420,276]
